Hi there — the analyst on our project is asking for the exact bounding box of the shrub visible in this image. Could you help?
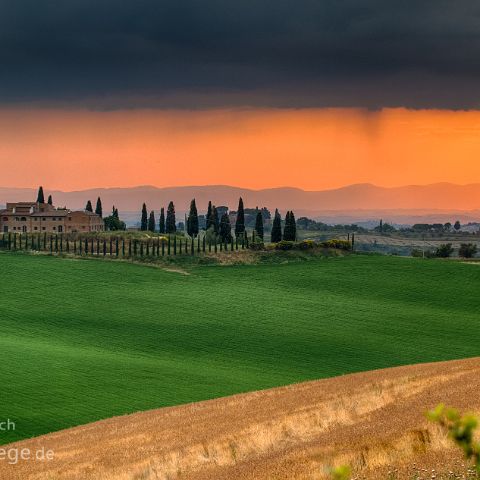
[330,465,351,480]
[275,240,295,250]
[436,243,454,258]
[411,248,424,258]
[249,240,265,251]
[321,239,351,251]
[427,404,480,473]
[296,239,316,250]
[459,243,478,258]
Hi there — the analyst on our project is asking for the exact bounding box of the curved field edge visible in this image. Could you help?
[2,357,480,479]
[1,252,479,444]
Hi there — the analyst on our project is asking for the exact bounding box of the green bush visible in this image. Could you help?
[274,240,295,250]
[249,240,265,251]
[459,243,478,258]
[296,239,316,250]
[436,243,454,258]
[321,239,351,251]
[428,404,480,473]
[411,249,424,258]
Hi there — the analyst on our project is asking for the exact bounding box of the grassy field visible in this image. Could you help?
[1,251,480,444]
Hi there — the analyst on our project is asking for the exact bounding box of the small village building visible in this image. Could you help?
[0,201,104,234]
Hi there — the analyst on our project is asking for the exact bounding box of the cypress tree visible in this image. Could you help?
[271,208,282,242]
[212,206,219,234]
[140,203,148,231]
[187,199,199,238]
[235,197,245,236]
[283,211,297,241]
[85,200,93,212]
[47,195,53,205]
[37,186,45,203]
[166,201,176,233]
[206,201,213,230]
[283,211,292,241]
[220,213,232,243]
[159,207,166,233]
[255,208,264,239]
[148,210,156,232]
[95,197,103,217]
[290,211,297,241]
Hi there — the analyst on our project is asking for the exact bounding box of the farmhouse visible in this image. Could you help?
[0,201,104,234]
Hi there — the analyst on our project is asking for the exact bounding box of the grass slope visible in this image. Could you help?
[1,252,479,444]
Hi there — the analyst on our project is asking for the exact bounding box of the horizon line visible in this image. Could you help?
[1,181,479,194]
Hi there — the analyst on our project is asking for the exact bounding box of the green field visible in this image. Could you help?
[1,252,480,444]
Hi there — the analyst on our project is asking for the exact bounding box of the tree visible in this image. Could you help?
[95,197,103,217]
[187,199,199,238]
[206,201,213,230]
[140,203,148,231]
[374,222,396,234]
[436,243,454,258]
[220,213,232,243]
[85,200,93,212]
[47,195,53,205]
[255,208,264,239]
[235,197,245,236]
[166,201,176,233]
[271,208,282,242]
[37,186,45,203]
[283,211,297,241]
[211,205,220,233]
[159,207,165,233]
[454,220,461,232]
[104,213,126,231]
[444,222,452,232]
[290,211,297,241]
[459,243,477,258]
[148,210,156,232]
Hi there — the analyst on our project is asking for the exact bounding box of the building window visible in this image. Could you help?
[42,227,46,230]
[21,217,27,221]
[34,227,38,230]
[2,217,7,221]
[42,218,46,221]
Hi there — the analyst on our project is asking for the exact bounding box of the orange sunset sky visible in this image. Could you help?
[2,107,480,191]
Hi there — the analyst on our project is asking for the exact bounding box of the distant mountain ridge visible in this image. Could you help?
[1,183,479,223]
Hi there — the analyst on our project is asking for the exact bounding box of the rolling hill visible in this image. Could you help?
[1,252,480,449]
[2,357,480,479]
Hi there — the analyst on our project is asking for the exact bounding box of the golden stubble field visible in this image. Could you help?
[2,357,480,480]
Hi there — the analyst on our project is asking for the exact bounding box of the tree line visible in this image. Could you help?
[36,187,297,240]
[138,197,297,242]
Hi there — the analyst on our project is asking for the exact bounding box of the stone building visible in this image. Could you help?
[0,201,104,234]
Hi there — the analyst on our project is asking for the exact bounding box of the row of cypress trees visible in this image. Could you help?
[141,201,176,233]
[140,197,296,242]
[270,209,296,241]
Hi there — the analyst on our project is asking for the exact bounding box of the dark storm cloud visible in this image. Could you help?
[1,0,480,109]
